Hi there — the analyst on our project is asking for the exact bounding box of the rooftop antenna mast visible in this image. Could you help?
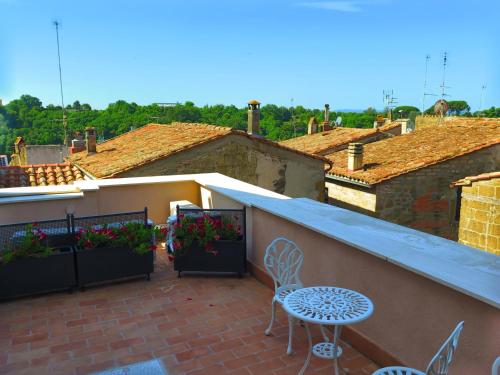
[383,89,398,121]
[479,84,487,112]
[53,20,69,146]
[421,55,437,113]
[290,98,296,137]
[440,52,450,99]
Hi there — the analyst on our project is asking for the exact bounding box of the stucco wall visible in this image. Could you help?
[0,181,200,225]
[326,180,377,213]
[458,178,500,254]
[250,208,499,375]
[118,135,325,201]
[375,145,500,240]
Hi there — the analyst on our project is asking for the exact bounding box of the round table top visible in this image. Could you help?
[283,286,374,325]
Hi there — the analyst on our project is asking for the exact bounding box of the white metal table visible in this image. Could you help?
[283,286,374,375]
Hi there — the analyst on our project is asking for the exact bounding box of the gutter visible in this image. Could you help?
[325,173,373,188]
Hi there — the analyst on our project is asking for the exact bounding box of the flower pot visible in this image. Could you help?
[173,240,246,277]
[0,248,76,300]
[76,246,154,288]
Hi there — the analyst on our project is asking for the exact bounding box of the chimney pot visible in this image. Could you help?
[347,142,363,172]
[85,127,97,154]
[247,100,261,135]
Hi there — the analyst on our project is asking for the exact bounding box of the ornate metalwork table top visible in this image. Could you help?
[283,286,374,325]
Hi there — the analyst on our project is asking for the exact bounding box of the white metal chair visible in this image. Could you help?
[493,357,500,375]
[264,237,304,355]
[373,321,464,375]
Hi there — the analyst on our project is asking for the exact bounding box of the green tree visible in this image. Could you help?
[447,101,470,115]
[393,106,420,118]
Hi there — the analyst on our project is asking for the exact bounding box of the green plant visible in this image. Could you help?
[170,213,241,258]
[76,222,166,255]
[1,224,53,264]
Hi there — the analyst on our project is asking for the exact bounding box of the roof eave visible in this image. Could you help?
[326,173,373,188]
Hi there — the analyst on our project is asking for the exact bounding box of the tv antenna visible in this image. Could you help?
[479,84,487,112]
[383,89,398,120]
[53,20,69,146]
[150,102,178,124]
[440,52,451,99]
[422,55,437,113]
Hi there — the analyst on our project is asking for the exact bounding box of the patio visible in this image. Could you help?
[0,249,378,375]
[0,173,498,374]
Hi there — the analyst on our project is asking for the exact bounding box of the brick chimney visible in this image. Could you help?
[247,100,261,135]
[322,104,332,131]
[347,143,363,171]
[85,127,97,154]
[307,117,318,135]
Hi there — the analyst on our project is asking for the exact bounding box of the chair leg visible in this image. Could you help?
[264,298,276,336]
[287,315,295,355]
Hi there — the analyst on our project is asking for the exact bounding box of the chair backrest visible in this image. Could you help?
[263,237,304,292]
[493,357,500,375]
[425,321,464,375]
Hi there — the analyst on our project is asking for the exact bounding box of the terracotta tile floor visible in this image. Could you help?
[0,250,378,375]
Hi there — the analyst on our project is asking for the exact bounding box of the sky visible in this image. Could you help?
[1,0,499,111]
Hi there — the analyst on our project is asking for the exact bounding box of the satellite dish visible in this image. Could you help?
[335,116,342,126]
[434,99,449,116]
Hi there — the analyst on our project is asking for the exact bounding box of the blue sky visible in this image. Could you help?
[1,0,499,110]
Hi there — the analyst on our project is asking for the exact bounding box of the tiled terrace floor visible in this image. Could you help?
[0,250,378,375]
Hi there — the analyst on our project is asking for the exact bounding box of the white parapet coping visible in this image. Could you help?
[197,175,500,309]
[0,173,498,308]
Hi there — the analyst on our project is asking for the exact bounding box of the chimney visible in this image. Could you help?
[307,117,318,135]
[373,114,385,129]
[85,127,97,154]
[69,132,86,154]
[347,143,363,172]
[247,100,261,135]
[323,104,332,131]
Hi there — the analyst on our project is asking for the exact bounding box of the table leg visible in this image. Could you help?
[332,325,343,375]
[298,322,312,375]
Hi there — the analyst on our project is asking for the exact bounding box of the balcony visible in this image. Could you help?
[0,173,498,375]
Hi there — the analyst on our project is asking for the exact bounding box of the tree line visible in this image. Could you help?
[0,95,497,156]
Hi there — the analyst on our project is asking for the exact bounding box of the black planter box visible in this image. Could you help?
[76,246,154,288]
[173,240,246,277]
[0,248,76,300]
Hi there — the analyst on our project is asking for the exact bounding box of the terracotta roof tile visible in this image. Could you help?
[327,123,500,185]
[69,123,330,178]
[279,122,401,155]
[450,171,500,187]
[0,163,84,188]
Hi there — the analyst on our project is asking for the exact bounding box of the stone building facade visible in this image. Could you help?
[70,123,328,201]
[326,122,500,241]
[374,146,499,239]
[119,134,327,200]
[451,173,500,254]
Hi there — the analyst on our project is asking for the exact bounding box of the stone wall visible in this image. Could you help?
[458,178,499,254]
[375,145,500,240]
[415,115,447,129]
[119,135,326,201]
[415,115,499,130]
